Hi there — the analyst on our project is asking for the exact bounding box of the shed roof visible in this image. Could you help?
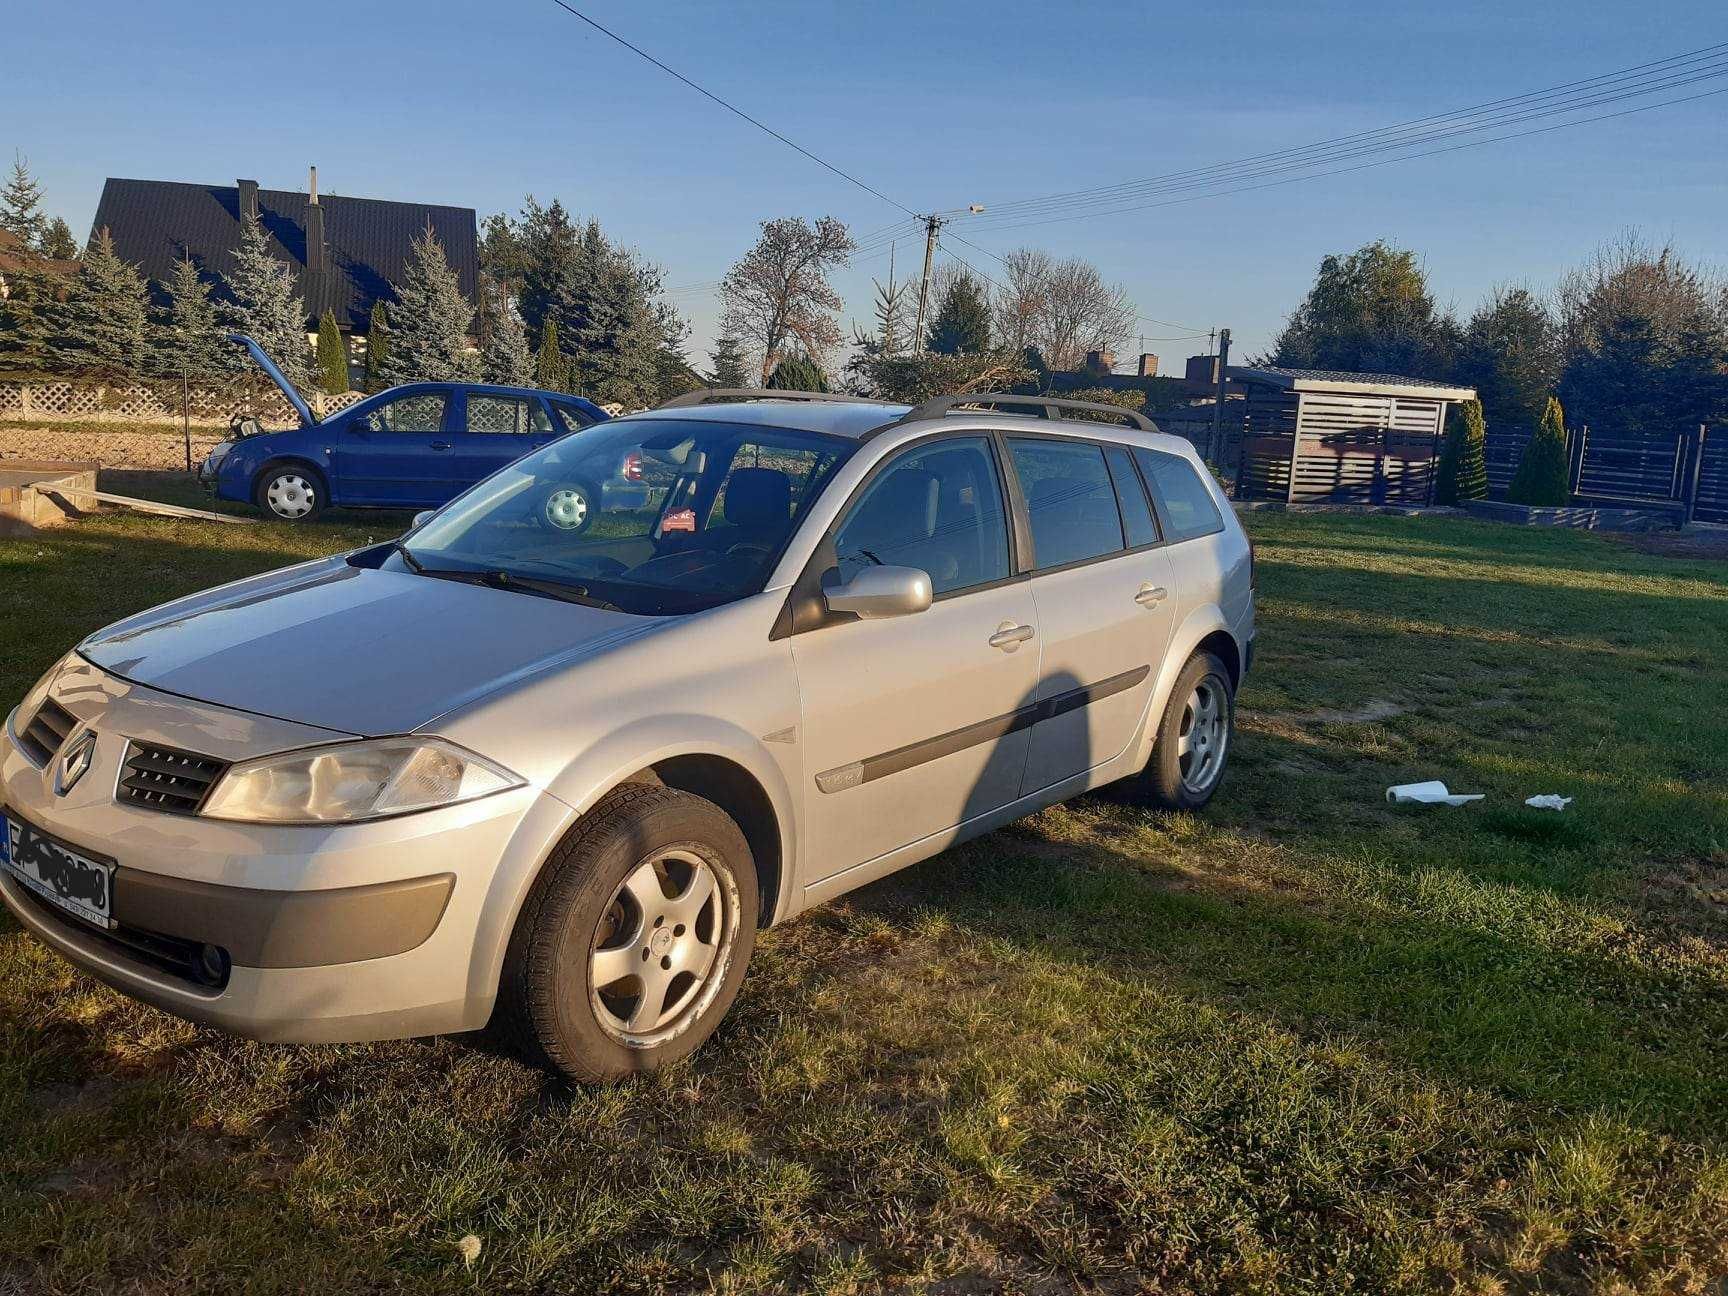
[89,178,477,332]
[1229,366,1475,402]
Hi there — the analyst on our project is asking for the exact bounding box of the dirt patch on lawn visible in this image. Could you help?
[1611,528,1728,561]
[1296,698,1410,725]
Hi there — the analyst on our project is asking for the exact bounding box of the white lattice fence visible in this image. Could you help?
[0,381,364,427]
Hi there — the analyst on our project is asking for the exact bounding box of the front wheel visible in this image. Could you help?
[538,481,598,534]
[255,465,326,522]
[497,784,758,1083]
[1134,650,1234,810]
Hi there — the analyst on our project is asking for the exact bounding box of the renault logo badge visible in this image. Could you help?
[54,730,97,796]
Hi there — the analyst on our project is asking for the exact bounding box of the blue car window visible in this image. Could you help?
[468,395,531,434]
[550,400,598,433]
[367,393,446,433]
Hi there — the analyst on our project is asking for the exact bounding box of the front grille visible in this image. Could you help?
[8,880,229,991]
[118,743,228,816]
[18,699,77,767]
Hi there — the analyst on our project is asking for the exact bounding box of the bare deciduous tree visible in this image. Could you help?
[719,216,856,381]
[990,248,1135,371]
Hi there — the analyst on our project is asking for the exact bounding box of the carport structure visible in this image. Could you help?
[1230,368,1476,505]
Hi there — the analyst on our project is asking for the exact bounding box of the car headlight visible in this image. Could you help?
[200,738,522,825]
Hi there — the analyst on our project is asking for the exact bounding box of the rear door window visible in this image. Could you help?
[1133,448,1225,542]
[466,395,533,434]
[1007,438,1126,570]
[1104,445,1160,547]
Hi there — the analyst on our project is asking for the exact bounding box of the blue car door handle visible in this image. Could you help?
[429,440,452,452]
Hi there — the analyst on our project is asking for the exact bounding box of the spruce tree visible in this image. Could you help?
[152,256,231,381]
[1434,398,1488,505]
[478,293,535,385]
[315,309,350,394]
[926,271,992,355]
[0,263,62,375]
[41,217,78,262]
[1506,396,1570,506]
[375,225,478,385]
[221,212,313,391]
[362,301,390,392]
[51,227,149,379]
[535,317,567,391]
[708,333,749,387]
[0,154,47,250]
[767,351,829,392]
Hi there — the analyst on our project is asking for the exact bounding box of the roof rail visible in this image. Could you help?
[884,392,1159,435]
[655,387,888,410]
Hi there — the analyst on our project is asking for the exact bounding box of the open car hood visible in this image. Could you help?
[227,332,316,428]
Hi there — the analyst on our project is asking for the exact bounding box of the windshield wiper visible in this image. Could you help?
[486,570,625,612]
[392,541,425,573]
[410,563,624,612]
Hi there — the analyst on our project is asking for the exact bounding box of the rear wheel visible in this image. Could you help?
[255,465,326,522]
[1134,650,1234,810]
[497,784,758,1083]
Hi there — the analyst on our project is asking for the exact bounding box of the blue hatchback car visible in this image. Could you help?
[201,335,611,522]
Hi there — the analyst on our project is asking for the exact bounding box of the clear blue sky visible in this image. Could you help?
[4,0,1724,366]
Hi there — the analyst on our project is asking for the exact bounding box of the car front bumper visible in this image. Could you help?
[1,656,569,1043]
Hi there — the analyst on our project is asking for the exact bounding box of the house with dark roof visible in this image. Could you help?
[89,169,477,337]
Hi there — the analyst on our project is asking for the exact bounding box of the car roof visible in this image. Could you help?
[622,399,913,440]
[618,397,1200,456]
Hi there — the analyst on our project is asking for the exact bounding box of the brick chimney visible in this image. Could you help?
[237,178,259,224]
[304,166,325,272]
[1137,352,1160,378]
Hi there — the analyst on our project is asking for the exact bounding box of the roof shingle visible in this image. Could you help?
[89,178,477,332]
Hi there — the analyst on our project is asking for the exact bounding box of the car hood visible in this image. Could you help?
[80,557,656,736]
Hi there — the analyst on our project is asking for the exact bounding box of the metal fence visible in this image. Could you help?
[1485,423,1725,524]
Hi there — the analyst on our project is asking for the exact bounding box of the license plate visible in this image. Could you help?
[0,811,115,930]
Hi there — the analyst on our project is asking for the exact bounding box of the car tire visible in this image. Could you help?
[255,464,327,522]
[1134,650,1234,811]
[537,480,598,534]
[497,783,758,1084]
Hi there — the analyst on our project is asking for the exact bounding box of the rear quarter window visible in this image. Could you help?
[1133,448,1225,543]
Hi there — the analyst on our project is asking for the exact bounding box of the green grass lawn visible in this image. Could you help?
[1,497,1725,1295]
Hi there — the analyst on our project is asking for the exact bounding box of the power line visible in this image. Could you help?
[953,42,1728,223]
[961,82,1728,236]
[544,0,918,219]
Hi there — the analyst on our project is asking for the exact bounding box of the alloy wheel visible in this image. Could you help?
[1177,676,1229,795]
[589,848,737,1046]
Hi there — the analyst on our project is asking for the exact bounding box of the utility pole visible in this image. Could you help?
[1209,327,1232,464]
[913,213,945,354]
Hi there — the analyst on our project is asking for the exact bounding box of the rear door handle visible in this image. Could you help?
[429,440,452,452]
[1135,583,1169,607]
[989,622,1035,650]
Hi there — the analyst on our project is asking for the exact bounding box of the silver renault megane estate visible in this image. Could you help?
[2,390,1254,1082]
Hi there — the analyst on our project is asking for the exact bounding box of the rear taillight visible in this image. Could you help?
[621,451,644,482]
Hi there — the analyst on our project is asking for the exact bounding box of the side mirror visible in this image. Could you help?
[412,510,435,529]
[823,565,933,620]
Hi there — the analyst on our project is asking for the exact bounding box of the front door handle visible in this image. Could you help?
[1135,583,1169,607]
[988,622,1035,651]
[429,440,452,452]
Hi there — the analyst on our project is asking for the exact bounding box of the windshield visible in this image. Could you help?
[404,417,854,615]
